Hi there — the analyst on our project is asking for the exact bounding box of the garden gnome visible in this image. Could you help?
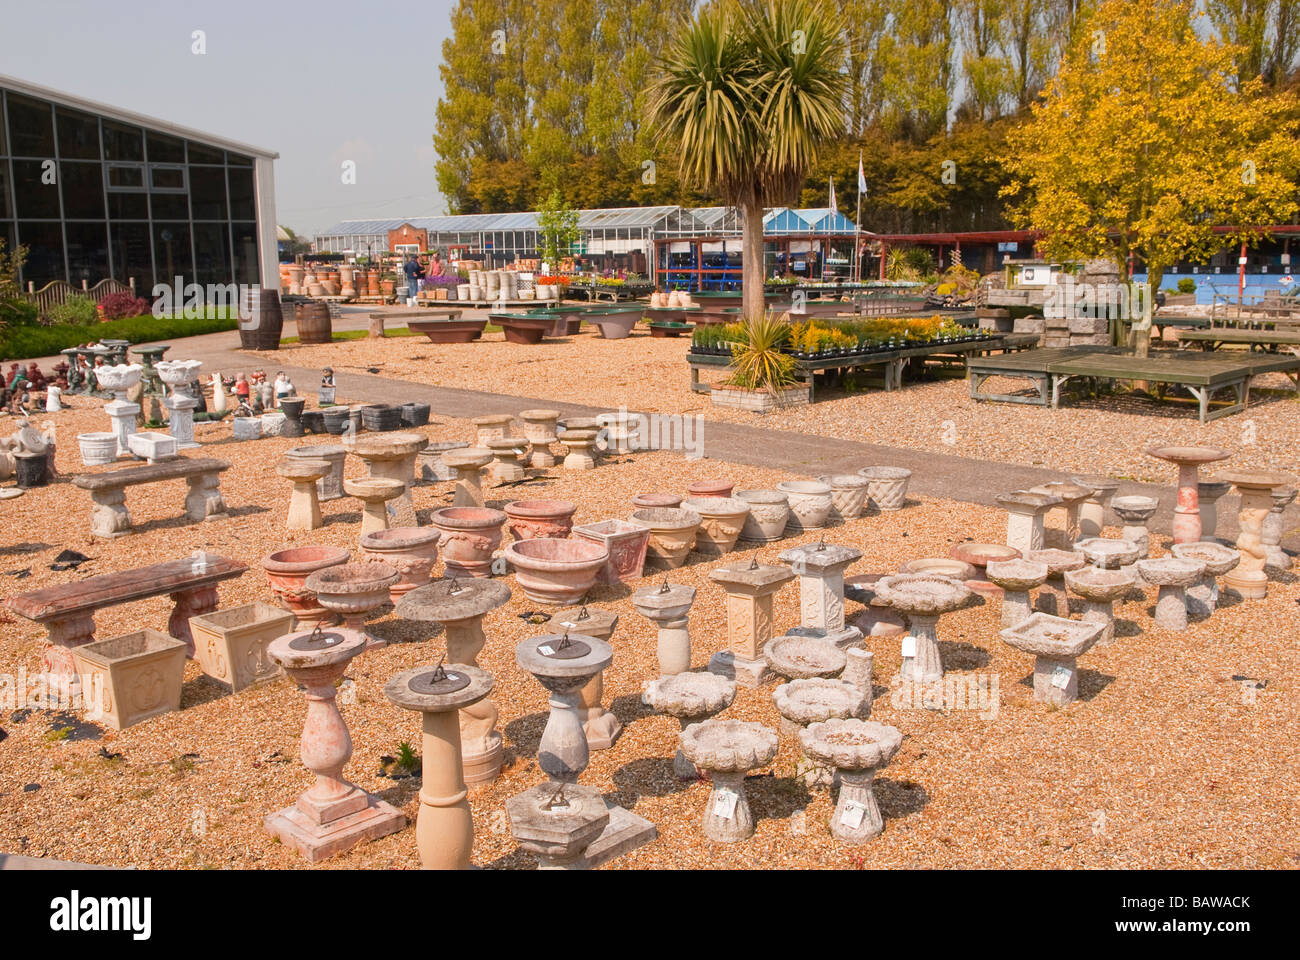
[234,372,250,406]
[26,363,46,390]
[44,385,61,412]
[274,371,294,401]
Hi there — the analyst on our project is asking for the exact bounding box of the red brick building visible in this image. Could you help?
[387,223,428,254]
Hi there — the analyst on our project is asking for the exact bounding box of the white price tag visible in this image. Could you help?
[900,635,917,658]
[538,645,555,656]
[713,789,738,821]
[839,801,866,830]
[1051,665,1071,689]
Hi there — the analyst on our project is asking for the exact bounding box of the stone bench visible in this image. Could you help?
[5,555,247,687]
[73,457,230,538]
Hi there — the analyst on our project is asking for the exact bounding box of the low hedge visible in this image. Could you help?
[0,310,238,360]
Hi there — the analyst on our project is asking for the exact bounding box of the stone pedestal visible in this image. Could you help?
[265,625,405,861]
[799,718,902,843]
[486,437,530,483]
[679,720,778,842]
[1197,481,1233,542]
[288,444,346,501]
[1145,445,1231,546]
[472,414,513,448]
[707,562,793,687]
[344,478,404,536]
[1030,481,1093,547]
[1001,613,1104,707]
[519,409,561,468]
[997,491,1061,553]
[559,429,598,470]
[778,543,863,647]
[1112,496,1159,558]
[633,581,696,677]
[278,457,330,531]
[1072,475,1119,540]
[443,448,492,507]
[1220,472,1288,600]
[874,574,973,685]
[549,606,621,751]
[385,663,494,869]
[164,395,198,449]
[344,432,428,528]
[105,399,140,457]
[1264,486,1296,572]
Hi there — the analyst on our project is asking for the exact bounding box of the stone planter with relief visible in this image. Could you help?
[188,601,293,692]
[71,628,188,730]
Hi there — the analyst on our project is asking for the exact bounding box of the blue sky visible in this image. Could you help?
[0,0,455,235]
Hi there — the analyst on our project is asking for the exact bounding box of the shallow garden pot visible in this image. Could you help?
[505,537,608,605]
[409,319,488,343]
[857,466,913,512]
[573,518,651,583]
[188,601,293,692]
[321,407,349,435]
[682,496,751,556]
[629,507,702,570]
[232,417,263,441]
[71,628,188,730]
[819,474,871,521]
[262,544,351,624]
[504,499,577,541]
[735,488,791,542]
[361,404,402,432]
[430,506,507,578]
[400,401,431,427]
[687,479,734,499]
[776,480,833,532]
[360,526,440,601]
[633,492,683,510]
[78,432,119,466]
[127,431,178,464]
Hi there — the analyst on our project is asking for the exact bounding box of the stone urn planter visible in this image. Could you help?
[232,417,263,441]
[777,479,833,533]
[306,562,400,647]
[71,628,188,730]
[188,601,293,692]
[857,466,912,512]
[629,507,702,570]
[504,537,608,605]
[78,432,119,466]
[735,488,791,542]
[682,496,751,556]
[573,518,651,583]
[687,478,733,499]
[262,545,351,624]
[360,526,440,602]
[430,506,507,578]
[819,474,872,521]
[504,499,577,541]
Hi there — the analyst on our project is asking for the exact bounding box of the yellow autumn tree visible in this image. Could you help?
[1002,0,1300,356]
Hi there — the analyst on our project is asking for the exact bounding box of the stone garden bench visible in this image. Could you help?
[72,457,230,538]
[5,554,247,687]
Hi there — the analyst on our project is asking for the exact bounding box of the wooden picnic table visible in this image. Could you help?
[1177,328,1300,357]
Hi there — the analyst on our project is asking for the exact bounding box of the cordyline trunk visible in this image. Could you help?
[1133,266,1163,359]
[741,201,766,321]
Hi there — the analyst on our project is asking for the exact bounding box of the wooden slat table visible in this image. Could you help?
[1177,328,1300,358]
[5,555,247,686]
[967,347,1119,405]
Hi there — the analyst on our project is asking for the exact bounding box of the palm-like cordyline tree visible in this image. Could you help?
[648,0,848,321]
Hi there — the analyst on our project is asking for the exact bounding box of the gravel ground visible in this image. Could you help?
[0,395,1297,869]
[272,329,1300,483]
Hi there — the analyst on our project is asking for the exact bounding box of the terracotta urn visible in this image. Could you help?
[360,526,440,602]
[687,478,734,499]
[504,538,608,605]
[629,507,702,570]
[431,506,507,578]
[633,492,683,510]
[305,561,400,647]
[262,545,351,624]
[504,499,577,541]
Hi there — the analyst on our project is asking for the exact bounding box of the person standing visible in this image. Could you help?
[403,255,423,307]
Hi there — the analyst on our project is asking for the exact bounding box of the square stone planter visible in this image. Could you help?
[573,518,651,583]
[710,384,809,413]
[232,417,263,441]
[189,601,293,691]
[127,431,178,463]
[71,629,188,730]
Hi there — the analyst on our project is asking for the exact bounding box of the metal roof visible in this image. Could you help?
[318,205,691,238]
[0,73,279,160]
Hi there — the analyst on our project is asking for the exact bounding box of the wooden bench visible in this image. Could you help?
[369,309,464,338]
[5,555,247,686]
[73,457,230,538]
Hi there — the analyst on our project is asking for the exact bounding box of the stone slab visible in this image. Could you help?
[264,796,405,863]
[577,802,657,869]
[708,650,774,687]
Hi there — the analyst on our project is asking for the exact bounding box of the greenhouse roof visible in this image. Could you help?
[317,205,687,237]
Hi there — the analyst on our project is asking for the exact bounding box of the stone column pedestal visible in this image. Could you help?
[164,395,198,449]
[707,562,793,687]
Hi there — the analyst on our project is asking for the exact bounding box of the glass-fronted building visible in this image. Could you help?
[0,74,278,294]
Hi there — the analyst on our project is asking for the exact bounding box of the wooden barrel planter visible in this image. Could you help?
[297,302,333,344]
[238,288,284,350]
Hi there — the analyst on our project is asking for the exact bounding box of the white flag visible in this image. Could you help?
[829,176,837,214]
[857,152,868,194]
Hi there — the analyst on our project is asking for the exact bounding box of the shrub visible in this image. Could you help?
[0,311,237,359]
[1177,277,1196,294]
[47,295,99,326]
[726,313,795,393]
[100,291,151,320]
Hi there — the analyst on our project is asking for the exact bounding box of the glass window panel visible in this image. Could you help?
[146,131,185,163]
[65,221,109,283]
[0,165,10,219]
[110,221,153,291]
[153,222,193,285]
[12,159,61,218]
[192,222,231,285]
[0,222,14,255]
[187,141,223,164]
[17,221,65,285]
[227,166,255,220]
[150,192,189,220]
[6,94,55,157]
[107,164,144,188]
[150,166,186,190]
[189,166,227,220]
[227,151,253,167]
[231,221,259,285]
[0,97,7,155]
[102,120,144,161]
[108,192,148,219]
[60,161,105,219]
[56,108,100,159]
